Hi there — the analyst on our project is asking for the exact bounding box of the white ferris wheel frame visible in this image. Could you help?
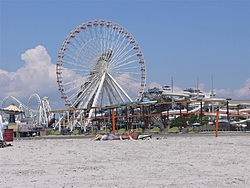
[56,19,146,110]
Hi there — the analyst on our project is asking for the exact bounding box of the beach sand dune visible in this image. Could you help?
[0,135,250,188]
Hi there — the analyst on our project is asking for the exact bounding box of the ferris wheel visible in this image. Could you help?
[56,19,146,109]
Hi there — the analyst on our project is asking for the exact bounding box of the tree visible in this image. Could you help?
[188,114,210,125]
[170,116,183,128]
[188,114,199,125]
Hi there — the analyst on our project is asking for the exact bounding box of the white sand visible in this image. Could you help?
[0,134,250,188]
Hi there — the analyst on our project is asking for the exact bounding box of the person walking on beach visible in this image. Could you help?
[0,114,3,140]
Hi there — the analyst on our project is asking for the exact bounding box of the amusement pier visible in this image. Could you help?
[1,20,250,140]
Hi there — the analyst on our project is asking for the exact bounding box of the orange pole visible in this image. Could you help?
[215,109,219,137]
[112,109,115,134]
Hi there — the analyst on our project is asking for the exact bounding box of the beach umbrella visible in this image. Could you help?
[0,104,24,123]
[1,104,24,115]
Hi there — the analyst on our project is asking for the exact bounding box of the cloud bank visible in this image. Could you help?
[0,45,60,107]
[0,45,249,110]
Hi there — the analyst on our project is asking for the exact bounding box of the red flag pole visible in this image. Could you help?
[112,109,115,134]
[215,108,219,137]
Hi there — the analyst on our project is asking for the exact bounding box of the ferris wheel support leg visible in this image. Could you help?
[83,73,106,132]
[92,73,106,109]
[107,73,133,102]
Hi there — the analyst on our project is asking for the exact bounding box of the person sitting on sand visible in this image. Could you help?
[128,129,140,140]
[119,129,139,140]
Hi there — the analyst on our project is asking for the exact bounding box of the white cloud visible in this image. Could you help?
[173,86,183,92]
[147,82,162,89]
[198,83,205,91]
[233,78,250,98]
[0,45,59,106]
[214,88,231,97]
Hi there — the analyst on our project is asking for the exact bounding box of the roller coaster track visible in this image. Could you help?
[1,94,54,127]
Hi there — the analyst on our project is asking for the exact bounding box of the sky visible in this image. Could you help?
[0,0,249,110]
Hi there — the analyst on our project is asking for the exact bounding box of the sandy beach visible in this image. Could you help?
[0,133,250,188]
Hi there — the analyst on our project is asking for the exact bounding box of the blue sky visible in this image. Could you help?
[0,0,249,109]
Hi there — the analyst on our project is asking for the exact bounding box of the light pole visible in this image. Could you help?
[197,99,203,131]
[226,98,231,131]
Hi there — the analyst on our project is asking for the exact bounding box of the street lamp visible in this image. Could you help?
[226,98,231,122]
[197,99,203,128]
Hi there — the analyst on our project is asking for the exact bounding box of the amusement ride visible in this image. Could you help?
[55,19,146,130]
[1,94,54,128]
